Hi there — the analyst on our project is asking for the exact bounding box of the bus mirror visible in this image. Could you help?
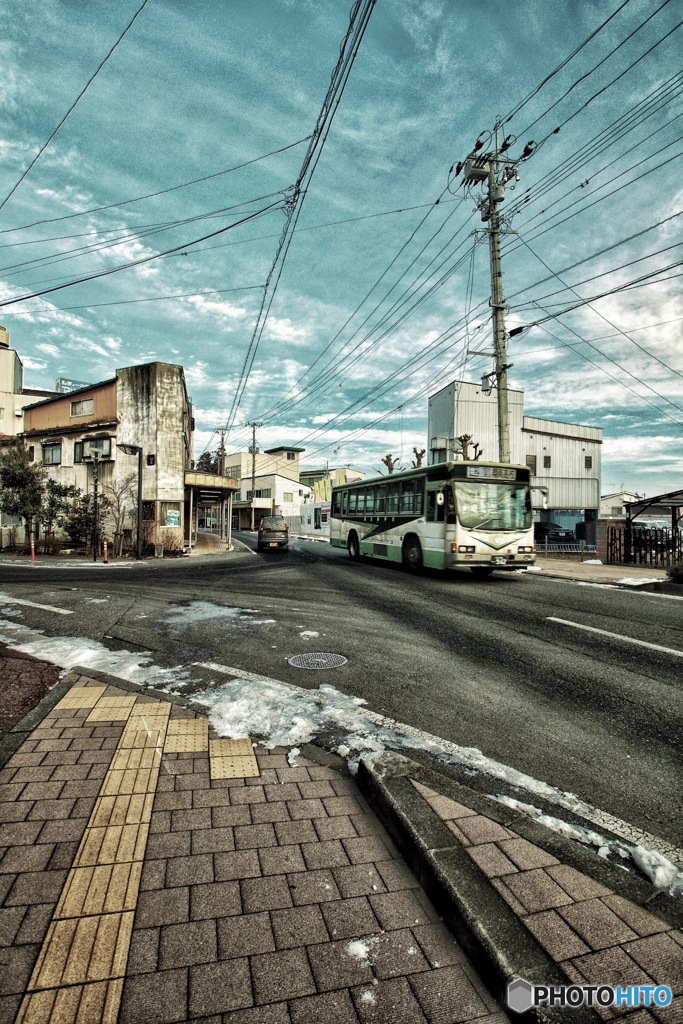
[436,492,445,506]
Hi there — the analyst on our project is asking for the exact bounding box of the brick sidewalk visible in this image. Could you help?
[0,673,508,1024]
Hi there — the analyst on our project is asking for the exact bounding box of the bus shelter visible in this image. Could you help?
[184,470,238,552]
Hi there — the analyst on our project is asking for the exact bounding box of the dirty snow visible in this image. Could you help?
[0,610,680,896]
[299,630,320,639]
[495,795,683,895]
[161,601,275,627]
[616,577,664,586]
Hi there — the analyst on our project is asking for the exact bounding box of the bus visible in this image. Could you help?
[330,461,535,575]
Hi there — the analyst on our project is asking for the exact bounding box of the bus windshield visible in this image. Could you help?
[456,482,531,531]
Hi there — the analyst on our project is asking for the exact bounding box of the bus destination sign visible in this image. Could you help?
[466,466,517,481]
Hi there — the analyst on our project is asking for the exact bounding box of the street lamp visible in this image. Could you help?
[116,443,143,560]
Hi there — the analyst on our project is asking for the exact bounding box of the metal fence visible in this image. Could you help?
[607,525,682,567]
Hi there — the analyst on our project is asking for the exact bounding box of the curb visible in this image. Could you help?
[357,750,682,1023]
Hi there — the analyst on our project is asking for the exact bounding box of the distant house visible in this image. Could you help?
[0,326,56,438]
[599,491,641,519]
[226,446,313,528]
[299,465,364,503]
[15,361,237,552]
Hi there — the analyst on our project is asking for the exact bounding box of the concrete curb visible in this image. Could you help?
[357,750,682,1022]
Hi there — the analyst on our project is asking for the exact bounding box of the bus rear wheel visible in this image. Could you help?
[470,566,494,577]
[402,536,423,573]
[347,532,360,560]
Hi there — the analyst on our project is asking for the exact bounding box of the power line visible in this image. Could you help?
[0,198,285,308]
[0,0,151,215]
[0,137,311,235]
[0,285,264,317]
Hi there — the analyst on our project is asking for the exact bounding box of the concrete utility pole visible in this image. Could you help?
[455,125,535,462]
[246,421,262,530]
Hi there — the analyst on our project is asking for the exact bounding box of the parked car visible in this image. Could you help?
[257,515,289,551]
[534,521,575,544]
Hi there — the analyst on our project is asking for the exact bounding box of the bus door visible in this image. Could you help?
[425,483,454,559]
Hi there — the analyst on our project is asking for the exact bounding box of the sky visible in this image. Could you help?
[0,0,681,496]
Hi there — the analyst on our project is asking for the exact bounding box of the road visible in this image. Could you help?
[1,534,681,855]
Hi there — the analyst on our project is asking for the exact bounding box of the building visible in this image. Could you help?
[227,446,313,529]
[17,362,238,552]
[599,491,641,518]
[299,465,364,503]
[0,326,56,440]
[428,380,602,542]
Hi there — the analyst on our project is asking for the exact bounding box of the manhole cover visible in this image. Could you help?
[287,652,348,670]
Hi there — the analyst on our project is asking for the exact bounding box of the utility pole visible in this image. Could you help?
[246,421,262,530]
[217,431,226,475]
[455,125,535,462]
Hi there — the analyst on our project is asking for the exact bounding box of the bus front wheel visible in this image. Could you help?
[402,536,423,572]
[347,532,360,560]
[471,566,494,577]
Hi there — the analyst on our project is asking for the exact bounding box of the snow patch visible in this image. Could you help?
[161,601,275,628]
[616,577,663,586]
[299,630,320,639]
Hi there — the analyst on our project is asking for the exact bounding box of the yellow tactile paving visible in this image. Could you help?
[211,754,261,779]
[27,912,134,989]
[210,737,254,756]
[73,822,150,867]
[90,792,155,828]
[86,695,138,722]
[16,980,123,1024]
[163,718,209,752]
[55,862,142,918]
[52,687,106,711]
[110,746,162,771]
[118,704,171,749]
[99,767,160,797]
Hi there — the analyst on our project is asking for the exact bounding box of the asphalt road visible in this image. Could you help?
[1,534,681,851]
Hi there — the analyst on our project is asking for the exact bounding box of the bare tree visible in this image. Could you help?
[411,447,426,468]
[104,474,136,557]
[457,434,484,461]
[381,453,400,474]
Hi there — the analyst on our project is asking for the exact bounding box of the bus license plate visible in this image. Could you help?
[491,556,507,565]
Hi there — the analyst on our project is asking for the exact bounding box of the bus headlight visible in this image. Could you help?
[517,546,534,553]
[458,545,475,553]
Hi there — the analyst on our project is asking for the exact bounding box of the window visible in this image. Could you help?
[283,492,293,502]
[376,485,386,513]
[400,483,415,513]
[543,455,551,469]
[28,446,34,462]
[70,399,94,417]
[585,456,593,469]
[387,482,400,514]
[286,452,296,460]
[42,442,62,465]
[365,489,375,513]
[75,438,111,462]
[226,464,241,478]
[160,501,180,527]
[142,501,156,521]
[526,455,537,474]
[611,506,622,517]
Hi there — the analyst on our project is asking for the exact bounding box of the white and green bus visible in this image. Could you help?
[330,461,535,575]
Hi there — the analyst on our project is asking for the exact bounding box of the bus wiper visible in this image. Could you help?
[471,517,496,530]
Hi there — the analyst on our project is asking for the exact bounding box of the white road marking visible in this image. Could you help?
[548,616,683,658]
[0,595,72,616]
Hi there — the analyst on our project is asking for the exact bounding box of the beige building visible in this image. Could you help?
[226,447,313,528]
[18,362,237,553]
[0,326,56,440]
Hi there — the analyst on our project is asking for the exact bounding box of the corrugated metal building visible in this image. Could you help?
[428,380,602,541]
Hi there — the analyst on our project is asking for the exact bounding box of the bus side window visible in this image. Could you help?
[387,483,400,514]
[376,485,386,513]
[341,492,349,515]
[332,493,340,515]
[366,488,375,513]
[349,492,357,514]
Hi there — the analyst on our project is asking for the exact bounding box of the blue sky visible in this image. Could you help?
[0,0,681,496]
